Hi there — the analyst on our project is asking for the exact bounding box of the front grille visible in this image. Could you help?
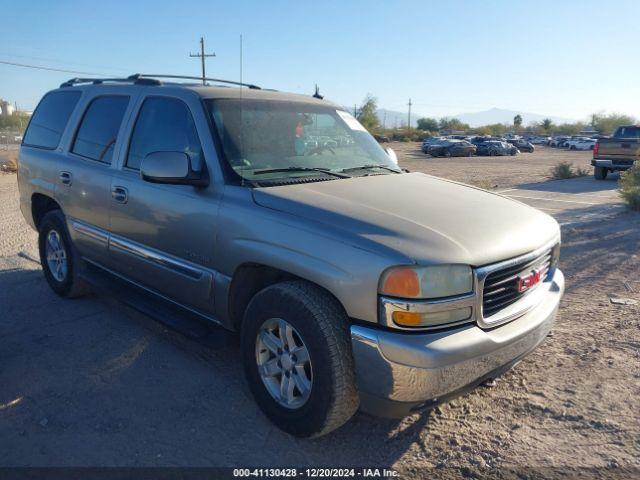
[482,248,553,318]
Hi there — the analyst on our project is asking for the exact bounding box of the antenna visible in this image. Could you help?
[239,34,245,187]
[189,36,216,85]
[312,84,323,99]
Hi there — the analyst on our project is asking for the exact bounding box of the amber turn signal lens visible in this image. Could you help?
[392,311,423,327]
[381,268,420,297]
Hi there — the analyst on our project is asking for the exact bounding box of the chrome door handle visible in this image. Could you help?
[59,171,72,186]
[111,186,128,204]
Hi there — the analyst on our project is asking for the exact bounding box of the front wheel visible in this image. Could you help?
[594,166,608,180]
[241,281,359,437]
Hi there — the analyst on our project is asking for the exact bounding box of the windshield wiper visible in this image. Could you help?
[340,164,401,174]
[252,167,351,178]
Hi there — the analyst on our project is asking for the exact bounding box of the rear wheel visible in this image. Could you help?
[594,166,608,180]
[241,280,359,437]
[38,210,89,297]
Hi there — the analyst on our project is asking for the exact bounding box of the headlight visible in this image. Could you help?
[379,264,473,299]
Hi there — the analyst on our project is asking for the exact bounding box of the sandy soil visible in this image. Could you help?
[394,142,593,190]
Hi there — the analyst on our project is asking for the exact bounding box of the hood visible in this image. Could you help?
[252,173,560,266]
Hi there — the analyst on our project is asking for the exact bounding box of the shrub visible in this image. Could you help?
[549,161,588,180]
[619,162,640,211]
[0,152,18,173]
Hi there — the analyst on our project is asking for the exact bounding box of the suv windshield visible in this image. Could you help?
[207,99,400,183]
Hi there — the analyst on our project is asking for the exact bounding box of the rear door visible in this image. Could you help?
[56,92,133,265]
[107,92,221,314]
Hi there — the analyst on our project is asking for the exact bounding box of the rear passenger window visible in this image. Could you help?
[72,96,129,164]
[126,97,203,171]
[23,91,81,149]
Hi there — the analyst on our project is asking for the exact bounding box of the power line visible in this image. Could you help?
[189,37,216,86]
[0,59,110,76]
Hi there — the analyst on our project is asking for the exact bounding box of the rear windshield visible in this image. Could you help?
[207,99,399,183]
[23,90,81,149]
[614,126,640,138]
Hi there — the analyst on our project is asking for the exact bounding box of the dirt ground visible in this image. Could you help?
[394,142,593,190]
[0,144,639,477]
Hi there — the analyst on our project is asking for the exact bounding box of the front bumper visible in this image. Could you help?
[351,269,564,418]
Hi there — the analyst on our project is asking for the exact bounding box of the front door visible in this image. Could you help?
[108,95,220,314]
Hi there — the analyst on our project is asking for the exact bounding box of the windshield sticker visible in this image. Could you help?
[336,110,367,132]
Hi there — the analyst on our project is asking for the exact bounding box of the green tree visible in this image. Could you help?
[590,112,636,135]
[541,118,554,133]
[513,114,523,130]
[438,117,470,132]
[356,94,380,131]
[416,117,439,132]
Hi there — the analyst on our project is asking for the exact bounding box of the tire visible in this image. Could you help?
[38,210,89,298]
[570,145,576,150]
[594,166,608,180]
[241,280,359,438]
[444,150,451,158]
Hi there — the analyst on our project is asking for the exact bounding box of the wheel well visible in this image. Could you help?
[32,194,61,230]
[227,264,295,330]
[227,264,348,331]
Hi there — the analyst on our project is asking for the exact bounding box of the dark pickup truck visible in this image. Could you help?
[592,125,640,180]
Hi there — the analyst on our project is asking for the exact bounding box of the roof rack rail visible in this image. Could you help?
[59,73,261,90]
[60,75,161,88]
[136,74,261,90]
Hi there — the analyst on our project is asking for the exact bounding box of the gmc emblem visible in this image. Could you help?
[518,269,542,293]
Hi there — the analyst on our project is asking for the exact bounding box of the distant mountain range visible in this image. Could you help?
[374,107,578,128]
[453,108,578,127]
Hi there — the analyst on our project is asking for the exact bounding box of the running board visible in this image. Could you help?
[80,261,234,349]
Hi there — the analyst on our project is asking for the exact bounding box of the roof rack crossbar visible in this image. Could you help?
[136,74,261,89]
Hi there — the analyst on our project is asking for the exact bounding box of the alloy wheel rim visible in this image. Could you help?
[45,230,68,282]
[255,317,313,409]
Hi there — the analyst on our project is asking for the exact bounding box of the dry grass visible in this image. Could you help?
[549,161,588,180]
[1,152,18,173]
[619,162,640,211]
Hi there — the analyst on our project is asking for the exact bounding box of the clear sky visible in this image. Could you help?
[1,0,638,120]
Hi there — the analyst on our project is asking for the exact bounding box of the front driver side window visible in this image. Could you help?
[126,97,203,171]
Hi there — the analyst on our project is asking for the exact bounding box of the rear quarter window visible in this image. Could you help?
[23,90,82,149]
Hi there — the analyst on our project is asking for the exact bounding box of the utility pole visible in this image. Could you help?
[383,110,387,129]
[190,36,216,85]
[407,98,412,130]
[353,104,358,117]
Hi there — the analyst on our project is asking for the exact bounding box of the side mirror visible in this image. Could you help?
[385,147,398,164]
[140,151,208,187]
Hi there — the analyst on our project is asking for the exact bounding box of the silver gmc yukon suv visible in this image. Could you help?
[17,75,564,437]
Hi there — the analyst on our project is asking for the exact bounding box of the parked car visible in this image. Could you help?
[427,140,476,157]
[507,139,534,152]
[549,136,569,147]
[592,125,640,180]
[566,138,596,150]
[18,75,564,437]
[529,136,550,145]
[421,137,445,153]
[476,140,518,156]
